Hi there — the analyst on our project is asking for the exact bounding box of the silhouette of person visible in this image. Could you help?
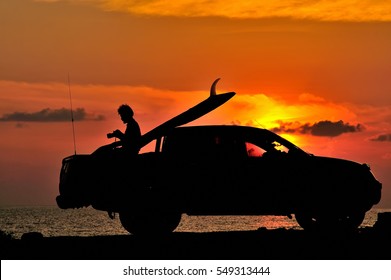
[93,104,141,156]
[108,104,141,155]
[92,104,141,219]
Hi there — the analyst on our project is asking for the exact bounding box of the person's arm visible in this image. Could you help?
[111,129,125,140]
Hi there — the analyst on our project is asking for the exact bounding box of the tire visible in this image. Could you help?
[337,212,366,231]
[295,212,318,231]
[119,211,182,235]
[295,211,365,232]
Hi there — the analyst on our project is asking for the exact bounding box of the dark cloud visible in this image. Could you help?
[270,120,300,134]
[370,134,391,142]
[271,120,364,137]
[310,120,364,137]
[0,108,105,122]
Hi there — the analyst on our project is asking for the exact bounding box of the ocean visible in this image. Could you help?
[0,206,388,239]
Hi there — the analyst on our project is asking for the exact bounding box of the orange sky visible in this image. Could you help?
[0,0,391,208]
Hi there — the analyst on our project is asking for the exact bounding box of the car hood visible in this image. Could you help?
[310,155,381,184]
[309,155,369,171]
[313,155,382,204]
[140,78,235,147]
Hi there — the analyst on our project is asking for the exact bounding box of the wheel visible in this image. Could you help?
[295,212,318,231]
[295,211,365,232]
[119,211,182,235]
[337,212,366,231]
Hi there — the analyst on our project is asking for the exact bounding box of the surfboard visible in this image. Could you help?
[140,78,236,147]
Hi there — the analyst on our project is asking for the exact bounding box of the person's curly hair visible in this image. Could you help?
[117,104,134,117]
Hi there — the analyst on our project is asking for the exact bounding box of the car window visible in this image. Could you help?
[214,135,247,159]
[245,140,290,158]
[245,142,266,157]
[163,132,230,159]
[271,141,289,153]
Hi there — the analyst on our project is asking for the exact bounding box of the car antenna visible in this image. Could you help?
[254,119,266,129]
[67,73,77,155]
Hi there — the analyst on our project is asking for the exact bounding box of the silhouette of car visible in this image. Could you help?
[56,79,382,234]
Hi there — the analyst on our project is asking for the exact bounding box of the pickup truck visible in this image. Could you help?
[56,79,382,234]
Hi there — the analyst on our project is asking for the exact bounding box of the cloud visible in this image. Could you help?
[271,120,364,137]
[97,0,391,22]
[0,108,105,122]
[310,120,364,136]
[370,134,391,142]
[32,0,391,21]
